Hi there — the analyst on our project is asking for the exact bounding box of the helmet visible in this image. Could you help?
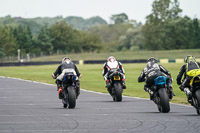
[107,56,116,62]
[62,57,71,64]
[147,57,157,63]
[184,55,196,63]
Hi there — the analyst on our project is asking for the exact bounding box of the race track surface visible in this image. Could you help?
[0,77,200,133]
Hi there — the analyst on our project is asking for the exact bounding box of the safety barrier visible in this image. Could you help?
[0,61,78,67]
[0,59,199,66]
[159,59,200,63]
[83,59,147,64]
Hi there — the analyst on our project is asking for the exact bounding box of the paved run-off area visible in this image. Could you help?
[0,77,200,133]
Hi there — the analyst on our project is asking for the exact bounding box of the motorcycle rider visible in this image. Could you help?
[51,57,82,99]
[176,55,200,102]
[138,57,174,100]
[102,56,126,95]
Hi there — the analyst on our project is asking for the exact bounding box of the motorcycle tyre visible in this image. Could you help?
[195,90,200,115]
[158,88,170,113]
[67,86,76,109]
[113,83,122,102]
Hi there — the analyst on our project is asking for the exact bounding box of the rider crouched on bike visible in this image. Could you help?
[102,56,126,95]
[176,55,200,102]
[138,57,174,100]
[51,57,82,99]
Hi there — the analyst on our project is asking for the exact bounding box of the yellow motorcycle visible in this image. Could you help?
[187,69,200,114]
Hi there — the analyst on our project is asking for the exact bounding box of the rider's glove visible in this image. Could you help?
[51,73,56,79]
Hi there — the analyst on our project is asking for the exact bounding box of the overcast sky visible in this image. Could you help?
[0,0,199,23]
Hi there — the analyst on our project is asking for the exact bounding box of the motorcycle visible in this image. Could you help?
[187,75,200,114]
[107,68,124,102]
[61,72,77,109]
[150,76,170,113]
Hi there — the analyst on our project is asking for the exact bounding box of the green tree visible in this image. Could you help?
[37,24,53,54]
[147,0,182,23]
[76,31,102,52]
[0,47,5,57]
[168,16,194,49]
[65,16,107,30]
[25,26,33,53]
[13,25,33,54]
[89,23,133,51]
[143,0,182,50]
[0,26,17,55]
[110,13,129,24]
[119,26,144,51]
[193,18,200,48]
[49,21,77,53]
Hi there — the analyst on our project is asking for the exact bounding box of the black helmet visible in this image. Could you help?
[184,55,196,63]
[147,57,157,63]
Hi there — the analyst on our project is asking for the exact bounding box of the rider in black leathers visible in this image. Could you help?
[176,55,200,101]
[51,57,82,99]
[138,57,174,100]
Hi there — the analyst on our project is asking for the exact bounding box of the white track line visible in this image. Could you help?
[0,76,191,108]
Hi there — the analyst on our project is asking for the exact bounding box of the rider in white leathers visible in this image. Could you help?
[102,56,126,95]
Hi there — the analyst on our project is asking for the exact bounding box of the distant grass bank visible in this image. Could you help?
[0,63,188,104]
[31,49,200,62]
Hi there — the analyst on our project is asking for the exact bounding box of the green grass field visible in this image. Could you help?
[0,63,188,104]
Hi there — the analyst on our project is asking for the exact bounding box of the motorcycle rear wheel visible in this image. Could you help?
[158,88,170,113]
[113,83,122,102]
[67,86,76,109]
[195,90,200,115]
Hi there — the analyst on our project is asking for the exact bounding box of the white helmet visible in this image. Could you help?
[62,57,71,64]
[107,56,118,69]
[107,56,116,63]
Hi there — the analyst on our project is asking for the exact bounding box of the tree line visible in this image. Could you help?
[90,0,200,51]
[0,21,102,57]
[0,0,200,58]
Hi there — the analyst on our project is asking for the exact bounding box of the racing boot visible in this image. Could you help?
[58,87,64,99]
[106,80,112,96]
[75,80,80,99]
[144,87,154,100]
[107,88,113,96]
[184,87,192,103]
[56,80,62,90]
[122,79,126,89]
[168,87,175,100]
[168,85,175,100]
[106,80,111,89]
[56,80,64,99]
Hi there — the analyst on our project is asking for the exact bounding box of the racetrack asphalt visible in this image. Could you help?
[0,77,200,133]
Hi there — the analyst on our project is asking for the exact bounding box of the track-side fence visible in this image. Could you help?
[1,59,200,67]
